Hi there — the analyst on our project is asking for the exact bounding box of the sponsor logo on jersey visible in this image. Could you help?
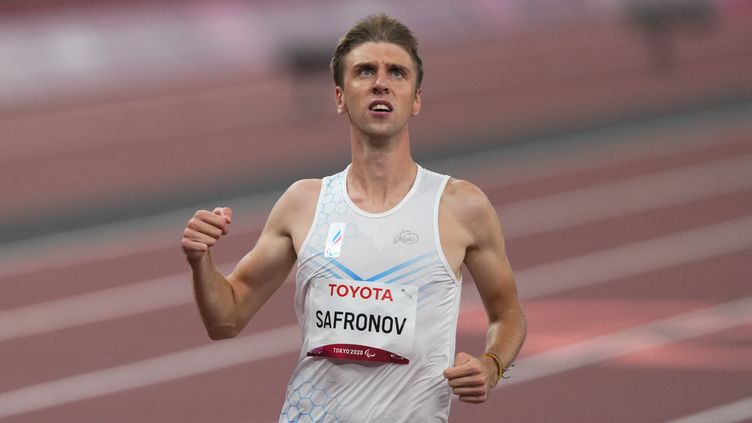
[393,229,419,244]
[328,283,393,301]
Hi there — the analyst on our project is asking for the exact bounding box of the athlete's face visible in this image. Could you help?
[335,42,422,142]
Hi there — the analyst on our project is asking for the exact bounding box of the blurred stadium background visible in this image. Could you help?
[1,0,751,422]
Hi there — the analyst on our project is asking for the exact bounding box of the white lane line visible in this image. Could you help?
[0,263,231,343]
[2,143,751,280]
[0,190,278,280]
[516,215,752,299]
[435,103,752,192]
[502,296,752,387]
[0,79,288,162]
[663,397,752,423]
[0,325,301,420]
[1,215,750,344]
[500,153,752,239]
[0,275,189,343]
[2,296,750,418]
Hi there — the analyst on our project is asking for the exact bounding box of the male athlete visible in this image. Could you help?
[181,14,526,422]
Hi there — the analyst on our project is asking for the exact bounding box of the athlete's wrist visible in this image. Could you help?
[480,352,503,388]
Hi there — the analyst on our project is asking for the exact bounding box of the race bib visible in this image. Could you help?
[306,278,417,364]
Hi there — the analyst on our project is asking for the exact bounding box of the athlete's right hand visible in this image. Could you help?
[181,207,233,262]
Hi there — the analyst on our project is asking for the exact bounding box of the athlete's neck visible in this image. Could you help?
[347,134,417,213]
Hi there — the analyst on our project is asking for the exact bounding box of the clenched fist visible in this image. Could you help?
[443,351,498,403]
[181,207,233,262]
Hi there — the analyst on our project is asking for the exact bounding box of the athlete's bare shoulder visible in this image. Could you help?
[443,178,495,221]
[272,179,321,222]
[284,179,322,204]
[269,179,322,252]
[441,178,500,247]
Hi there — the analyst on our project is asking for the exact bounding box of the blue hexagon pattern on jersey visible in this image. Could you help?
[279,371,342,423]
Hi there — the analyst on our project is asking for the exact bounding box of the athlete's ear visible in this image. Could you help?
[411,87,422,117]
[335,86,347,115]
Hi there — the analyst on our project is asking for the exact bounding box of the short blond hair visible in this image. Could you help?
[331,14,423,90]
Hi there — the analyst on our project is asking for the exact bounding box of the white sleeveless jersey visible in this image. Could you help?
[279,165,462,423]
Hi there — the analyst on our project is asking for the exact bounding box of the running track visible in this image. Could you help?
[1,110,751,422]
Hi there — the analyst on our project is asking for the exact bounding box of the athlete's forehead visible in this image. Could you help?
[344,42,416,73]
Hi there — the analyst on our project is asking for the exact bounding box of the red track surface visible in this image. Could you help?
[2,126,751,422]
[3,19,752,228]
[2,10,752,422]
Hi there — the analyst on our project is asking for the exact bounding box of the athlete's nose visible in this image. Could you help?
[372,72,390,95]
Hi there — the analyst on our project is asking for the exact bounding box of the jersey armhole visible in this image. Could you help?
[434,175,462,285]
[296,178,326,266]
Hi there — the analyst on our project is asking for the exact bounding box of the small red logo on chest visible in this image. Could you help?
[328,283,394,302]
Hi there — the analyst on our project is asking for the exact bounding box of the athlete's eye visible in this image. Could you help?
[358,67,375,77]
[390,68,404,78]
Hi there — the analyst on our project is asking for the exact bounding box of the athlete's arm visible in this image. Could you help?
[443,180,527,403]
[181,180,319,340]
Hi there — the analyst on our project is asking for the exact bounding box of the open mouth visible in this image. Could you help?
[368,100,393,113]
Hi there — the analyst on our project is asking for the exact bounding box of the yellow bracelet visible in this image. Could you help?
[480,352,503,383]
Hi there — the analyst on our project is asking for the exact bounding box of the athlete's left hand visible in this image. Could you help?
[443,352,498,403]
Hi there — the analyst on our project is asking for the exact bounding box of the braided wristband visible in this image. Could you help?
[480,352,503,384]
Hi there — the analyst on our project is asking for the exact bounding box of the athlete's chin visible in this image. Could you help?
[366,131,398,142]
[356,124,406,142]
